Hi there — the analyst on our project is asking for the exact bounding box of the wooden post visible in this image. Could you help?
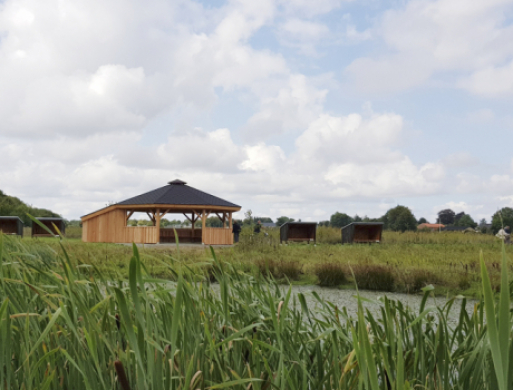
[229,212,232,229]
[191,213,195,239]
[202,210,206,244]
[156,208,161,244]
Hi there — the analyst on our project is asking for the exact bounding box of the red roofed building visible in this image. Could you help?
[417,223,445,231]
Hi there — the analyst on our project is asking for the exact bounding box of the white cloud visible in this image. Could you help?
[346,0,513,94]
[460,60,513,97]
[277,18,329,55]
[156,128,244,172]
[294,112,404,166]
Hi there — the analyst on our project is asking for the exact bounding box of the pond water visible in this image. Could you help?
[284,285,476,324]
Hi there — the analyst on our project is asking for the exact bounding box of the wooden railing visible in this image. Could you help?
[203,227,233,245]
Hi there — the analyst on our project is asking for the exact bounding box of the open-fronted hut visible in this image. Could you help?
[341,222,383,244]
[81,180,241,245]
[280,222,317,244]
[0,216,24,236]
[32,217,66,237]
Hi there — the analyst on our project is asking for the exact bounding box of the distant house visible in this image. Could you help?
[417,223,445,231]
[442,226,473,232]
[261,222,277,228]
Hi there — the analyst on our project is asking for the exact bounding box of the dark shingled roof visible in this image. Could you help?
[117,180,240,208]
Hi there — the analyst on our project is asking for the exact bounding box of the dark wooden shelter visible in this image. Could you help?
[32,217,66,237]
[81,180,241,245]
[341,222,383,244]
[0,216,24,236]
[280,222,317,244]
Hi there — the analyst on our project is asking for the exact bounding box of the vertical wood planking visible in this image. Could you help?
[203,227,233,245]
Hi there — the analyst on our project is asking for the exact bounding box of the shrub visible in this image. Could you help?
[314,263,347,287]
[352,264,395,292]
[276,261,302,280]
[402,270,436,293]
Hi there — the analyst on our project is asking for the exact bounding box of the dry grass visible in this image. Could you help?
[314,263,347,286]
[351,264,396,292]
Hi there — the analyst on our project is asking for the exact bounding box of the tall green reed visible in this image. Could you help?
[0,233,512,389]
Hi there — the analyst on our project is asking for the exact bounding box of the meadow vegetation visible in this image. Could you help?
[1,233,513,389]
[16,226,510,296]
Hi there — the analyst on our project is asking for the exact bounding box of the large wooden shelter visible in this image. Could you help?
[0,216,24,236]
[81,180,241,245]
[341,222,383,244]
[280,222,317,244]
[32,217,66,237]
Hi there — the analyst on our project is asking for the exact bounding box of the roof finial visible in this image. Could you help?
[168,179,187,185]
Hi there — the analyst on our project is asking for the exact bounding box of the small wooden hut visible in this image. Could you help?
[280,222,317,244]
[0,216,24,236]
[81,180,241,245]
[32,217,66,237]
[341,222,383,244]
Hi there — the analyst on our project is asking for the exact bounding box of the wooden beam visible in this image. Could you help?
[229,213,232,229]
[202,210,206,244]
[156,208,161,243]
[81,204,241,222]
[146,212,156,226]
[183,213,193,223]
[125,210,134,224]
[160,209,170,218]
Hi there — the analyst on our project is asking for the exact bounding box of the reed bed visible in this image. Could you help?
[0,233,512,389]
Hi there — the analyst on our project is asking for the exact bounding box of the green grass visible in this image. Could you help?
[0,232,512,389]
[16,227,510,296]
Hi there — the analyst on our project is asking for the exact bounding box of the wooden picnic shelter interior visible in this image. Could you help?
[81,180,241,245]
[280,222,317,244]
[0,216,24,236]
[32,217,66,237]
[341,222,383,244]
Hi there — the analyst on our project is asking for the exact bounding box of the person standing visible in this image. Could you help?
[496,226,511,244]
[232,221,241,243]
[254,220,262,234]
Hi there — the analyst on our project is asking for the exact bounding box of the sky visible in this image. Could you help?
[1,0,513,223]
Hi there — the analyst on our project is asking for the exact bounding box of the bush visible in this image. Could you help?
[256,258,301,280]
[314,263,347,287]
[352,265,395,292]
[402,270,435,293]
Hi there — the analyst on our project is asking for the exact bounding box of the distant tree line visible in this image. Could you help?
[2,188,512,234]
[0,190,61,226]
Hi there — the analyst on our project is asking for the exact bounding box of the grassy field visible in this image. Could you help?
[0,233,512,389]
[13,227,511,296]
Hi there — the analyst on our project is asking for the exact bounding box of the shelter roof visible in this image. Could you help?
[341,222,384,229]
[81,180,240,220]
[281,222,317,227]
[0,216,23,222]
[117,180,240,208]
[36,217,64,221]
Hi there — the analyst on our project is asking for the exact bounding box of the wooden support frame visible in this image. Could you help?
[125,211,134,225]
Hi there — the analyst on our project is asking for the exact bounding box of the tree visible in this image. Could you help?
[330,212,353,228]
[0,190,61,226]
[353,214,363,222]
[243,210,253,226]
[254,217,273,223]
[276,216,295,226]
[454,214,477,228]
[318,220,330,227]
[417,217,428,224]
[437,209,455,225]
[491,207,513,234]
[383,205,417,232]
[206,216,224,227]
